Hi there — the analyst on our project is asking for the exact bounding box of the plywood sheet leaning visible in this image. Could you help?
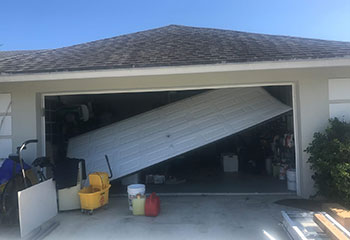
[18,179,58,238]
[67,87,292,181]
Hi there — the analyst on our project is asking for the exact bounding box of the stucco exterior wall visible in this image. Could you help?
[1,65,350,198]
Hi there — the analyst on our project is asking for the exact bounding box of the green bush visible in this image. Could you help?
[305,118,350,205]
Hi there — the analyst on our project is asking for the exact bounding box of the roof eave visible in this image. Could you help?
[1,57,350,83]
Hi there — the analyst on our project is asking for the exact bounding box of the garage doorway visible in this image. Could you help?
[41,84,299,195]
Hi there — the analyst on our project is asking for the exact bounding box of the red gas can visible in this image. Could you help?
[145,192,160,217]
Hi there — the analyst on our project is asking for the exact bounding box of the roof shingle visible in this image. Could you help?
[1,25,350,74]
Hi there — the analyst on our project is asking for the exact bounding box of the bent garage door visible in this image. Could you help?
[67,87,291,180]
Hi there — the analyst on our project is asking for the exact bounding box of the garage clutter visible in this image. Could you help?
[38,86,295,220]
[127,184,160,216]
[271,133,296,191]
[145,174,166,184]
[54,156,159,217]
[44,87,295,199]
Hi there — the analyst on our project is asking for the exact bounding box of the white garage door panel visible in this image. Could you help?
[67,87,291,180]
[203,126,227,141]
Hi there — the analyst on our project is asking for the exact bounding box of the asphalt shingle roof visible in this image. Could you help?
[1,25,350,74]
[0,50,46,59]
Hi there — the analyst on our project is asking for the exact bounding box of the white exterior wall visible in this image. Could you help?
[1,65,350,198]
[0,93,12,157]
[329,78,350,121]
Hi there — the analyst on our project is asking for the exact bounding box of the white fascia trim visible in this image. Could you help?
[1,57,350,83]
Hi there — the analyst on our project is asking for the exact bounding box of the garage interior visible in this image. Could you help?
[44,85,295,195]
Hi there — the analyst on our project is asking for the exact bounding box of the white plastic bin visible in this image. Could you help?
[287,180,296,191]
[58,161,83,211]
[222,153,238,172]
[127,184,145,211]
[286,169,296,191]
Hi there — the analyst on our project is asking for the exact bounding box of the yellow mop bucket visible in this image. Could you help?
[78,155,113,214]
[78,183,111,214]
[89,172,109,190]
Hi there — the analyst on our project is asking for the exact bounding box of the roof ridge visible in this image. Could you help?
[2,25,350,53]
[1,25,350,74]
[163,24,350,43]
[48,25,350,54]
[54,25,176,51]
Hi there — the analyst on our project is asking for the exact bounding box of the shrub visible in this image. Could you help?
[305,118,350,205]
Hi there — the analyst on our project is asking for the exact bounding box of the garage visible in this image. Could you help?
[43,84,296,197]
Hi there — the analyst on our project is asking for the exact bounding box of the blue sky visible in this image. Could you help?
[1,0,350,50]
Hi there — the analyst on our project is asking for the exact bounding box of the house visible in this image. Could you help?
[1,25,350,199]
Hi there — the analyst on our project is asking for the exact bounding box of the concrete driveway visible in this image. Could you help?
[2,195,297,240]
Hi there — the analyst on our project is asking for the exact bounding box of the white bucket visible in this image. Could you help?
[287,180,296,191]
[287,169,296,182]
[286,169,296,191]
[127,184,145,211]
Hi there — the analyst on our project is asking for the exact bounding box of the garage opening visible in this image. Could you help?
[43,85,296,195]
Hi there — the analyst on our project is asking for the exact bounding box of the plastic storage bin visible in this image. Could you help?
[221,153,238,172]
[58,161,83,211]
